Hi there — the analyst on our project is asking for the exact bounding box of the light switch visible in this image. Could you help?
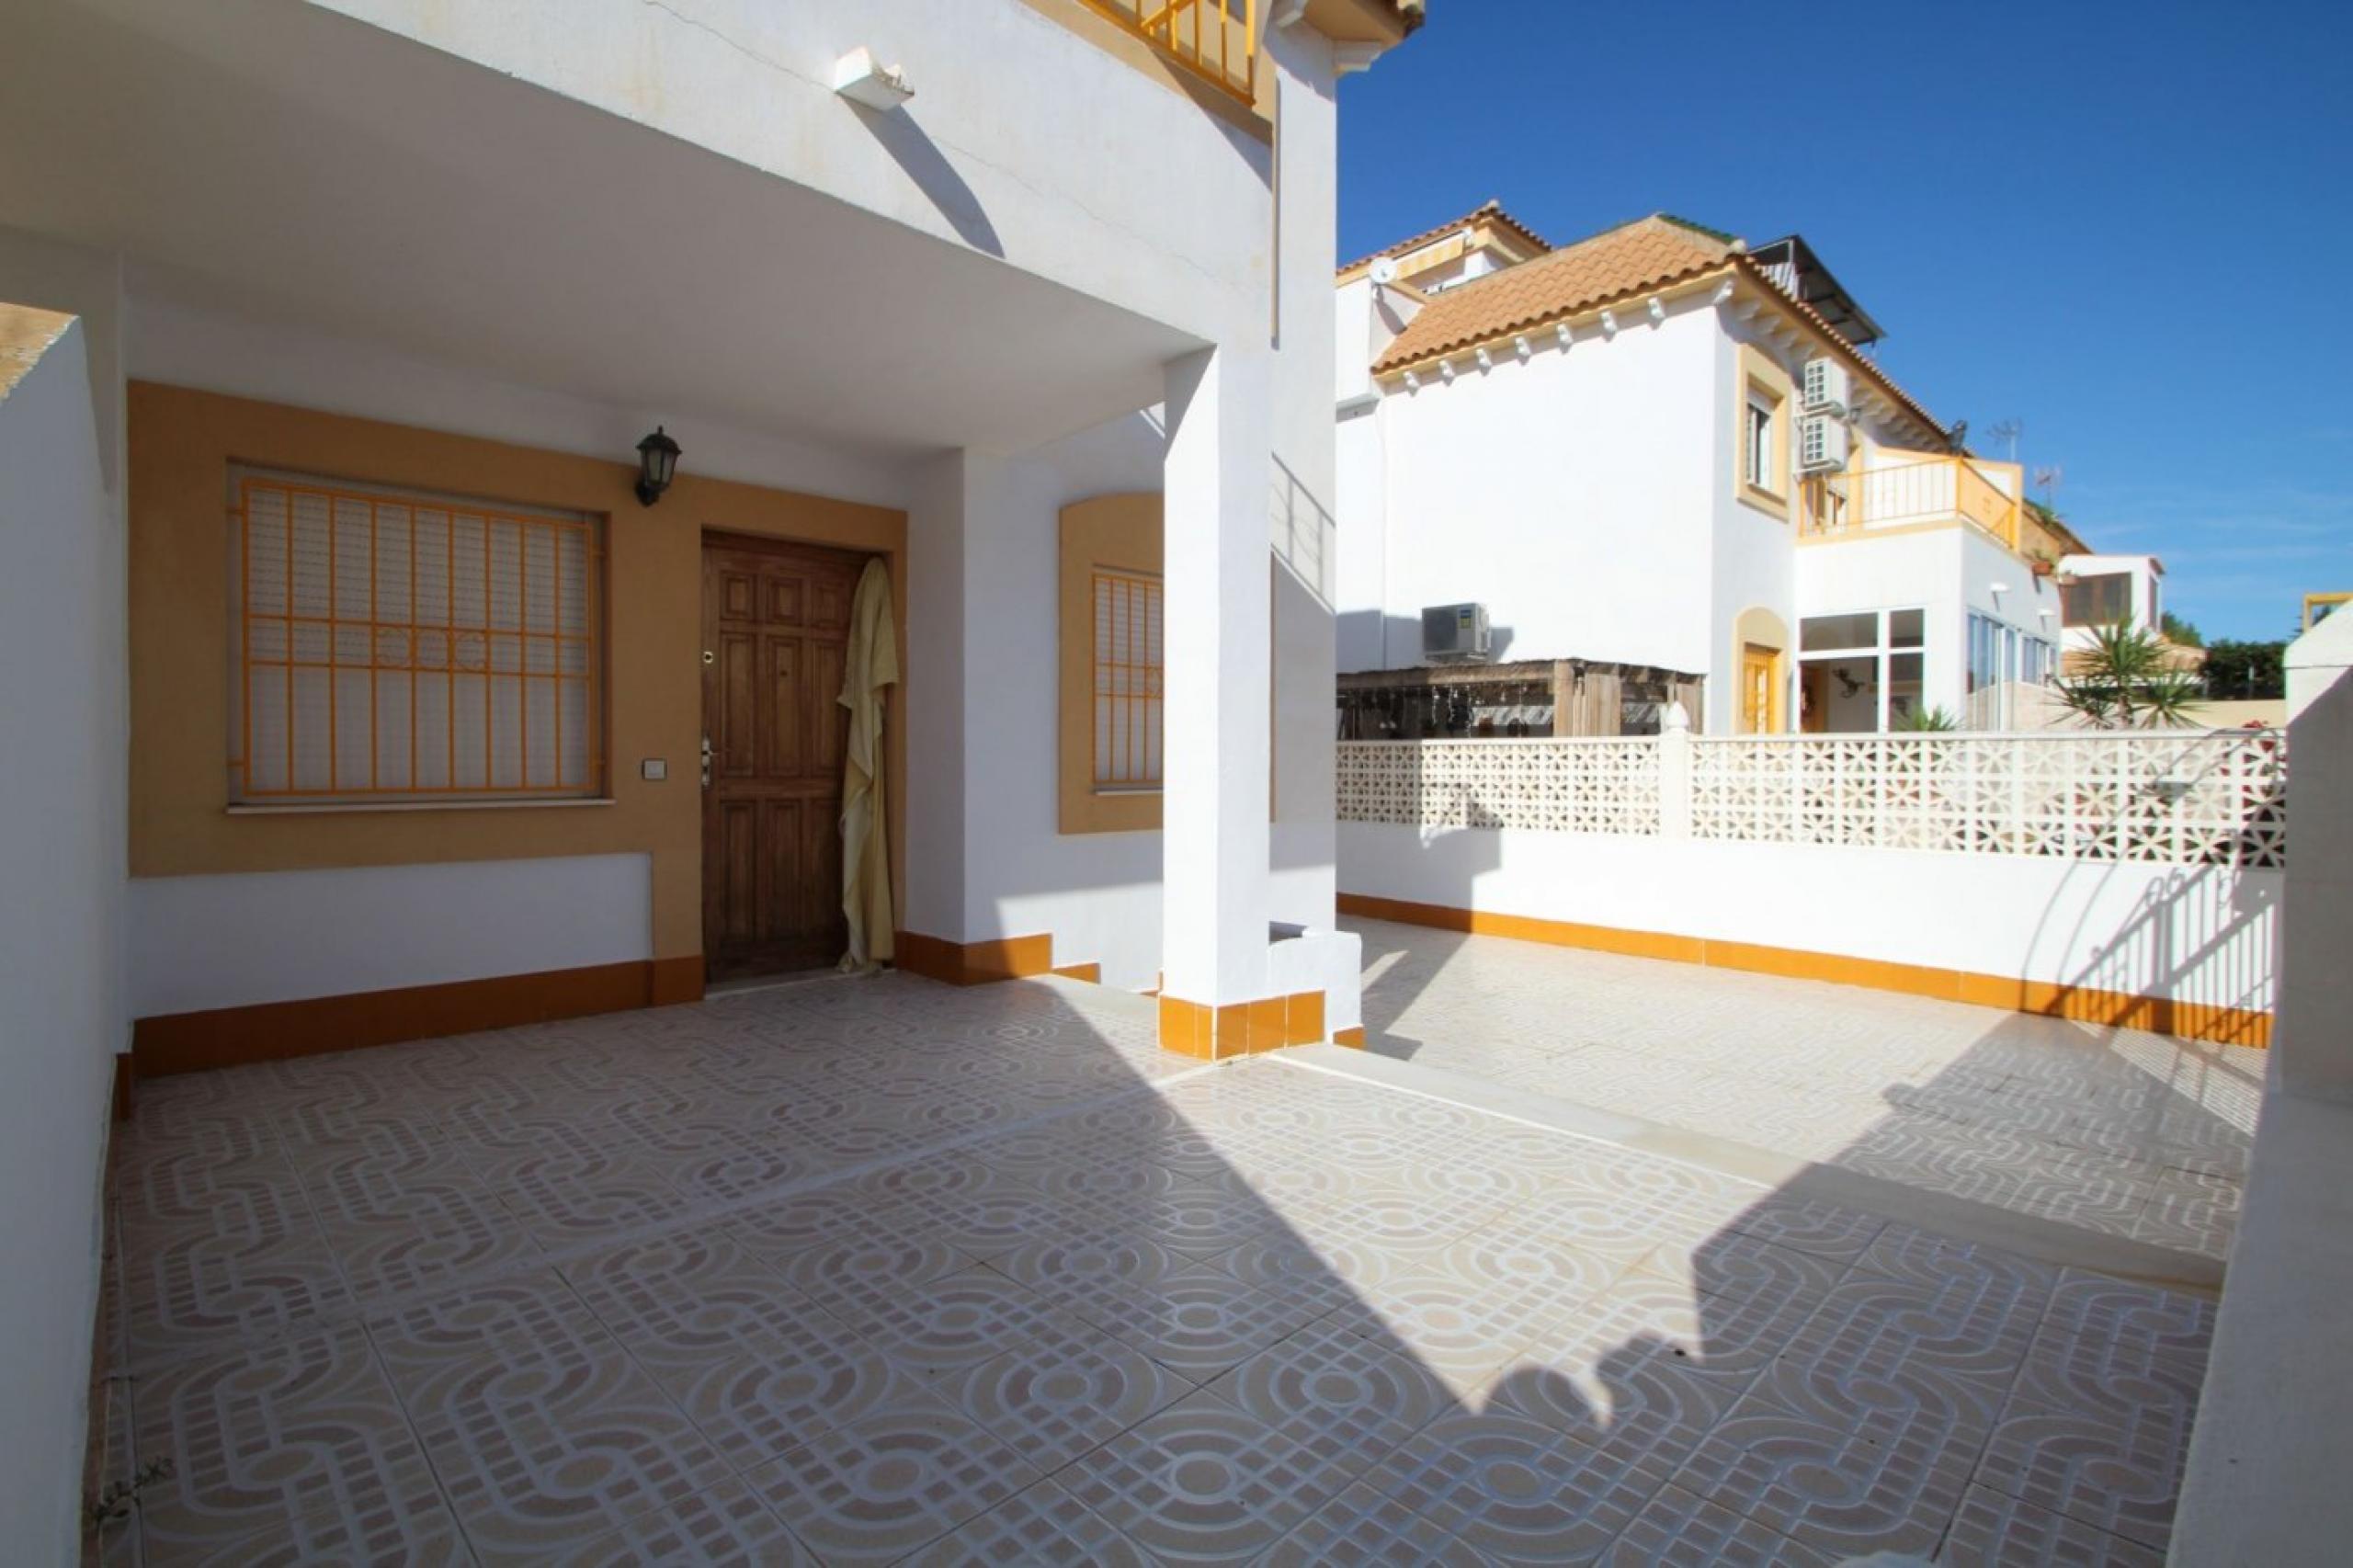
[641,759,667,782]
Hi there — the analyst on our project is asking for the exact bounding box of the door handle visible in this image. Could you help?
[700,733,713,790]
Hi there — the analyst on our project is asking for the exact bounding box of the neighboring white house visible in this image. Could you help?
[0,0,1426,1555]
[2058,551,2168,652]
[1335,207,2091,735]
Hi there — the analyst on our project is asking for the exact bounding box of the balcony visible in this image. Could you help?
[1799,453,2022,552]
[1078,0,1259,100]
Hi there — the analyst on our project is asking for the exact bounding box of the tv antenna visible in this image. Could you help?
[1987,418,2023,463]
[2032,464,2063,508]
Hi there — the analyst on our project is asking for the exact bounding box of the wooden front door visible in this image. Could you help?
[700,534,865,982]
[1740,644,1780,734]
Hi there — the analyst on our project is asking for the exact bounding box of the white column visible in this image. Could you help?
[1162,346,1273,1014]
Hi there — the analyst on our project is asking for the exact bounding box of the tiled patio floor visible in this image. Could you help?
[100,971,2203,1563]
[1352,917,2262,1259]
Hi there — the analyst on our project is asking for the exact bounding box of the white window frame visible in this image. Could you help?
[1798,606,1926,732]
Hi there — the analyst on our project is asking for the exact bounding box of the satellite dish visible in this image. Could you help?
[1370,256,1399,286]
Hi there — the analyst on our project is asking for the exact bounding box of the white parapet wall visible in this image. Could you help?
[1336,729,2287,1043]
[0,311,125,1564]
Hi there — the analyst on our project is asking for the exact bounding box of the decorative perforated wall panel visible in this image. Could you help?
[1687,733,2287,869]
[1336,740,1663,836]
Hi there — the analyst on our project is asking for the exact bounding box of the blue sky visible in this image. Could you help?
[1335,1,2351,642]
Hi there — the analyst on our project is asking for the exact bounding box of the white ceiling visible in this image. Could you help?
[0,0,1203,457]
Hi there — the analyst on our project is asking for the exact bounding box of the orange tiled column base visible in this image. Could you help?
[1157,990,1325,1060]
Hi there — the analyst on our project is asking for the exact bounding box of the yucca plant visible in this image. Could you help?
[1893,704,1959,732]
[2055,623,2203,729]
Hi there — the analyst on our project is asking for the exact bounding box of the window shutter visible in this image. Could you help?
[232,472,602,801]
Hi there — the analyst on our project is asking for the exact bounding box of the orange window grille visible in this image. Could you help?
[1091,568,1165,790]
[228,470,604,802]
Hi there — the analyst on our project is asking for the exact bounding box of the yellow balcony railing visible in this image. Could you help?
[1078,0,1258,102]
[1799,455,2021,552]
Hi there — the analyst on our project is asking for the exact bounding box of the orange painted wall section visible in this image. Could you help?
[127,382,908,965]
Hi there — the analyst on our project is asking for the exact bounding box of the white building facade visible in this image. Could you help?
[0,0,1424,1553]
[1334,210,2070,735]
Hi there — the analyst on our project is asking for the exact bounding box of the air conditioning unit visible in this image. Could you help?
[1802,358,1850,415]
[1421,602,1492,662]
[1799,415,1850,472]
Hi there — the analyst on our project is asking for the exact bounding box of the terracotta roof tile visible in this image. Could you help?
[1366,210,1950,440]
[1336,199,1551,278]
[1370,214,1733,372]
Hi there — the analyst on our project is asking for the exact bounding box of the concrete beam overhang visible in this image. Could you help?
[0,0,1208,458]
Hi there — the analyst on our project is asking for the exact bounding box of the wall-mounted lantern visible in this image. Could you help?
[635,426,681,507]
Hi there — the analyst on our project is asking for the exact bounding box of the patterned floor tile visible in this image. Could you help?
[1259,1478,1497,1567]
[558,1222,837,1378]
[1598,1482,1837,1567]
[558,1473,816,1566]
[123,1227,357,1365]
[1937,1482,2164,1566]
[1972,1390,2192,1552]
[1631,1226,1846,1306]
[486,1149,696,1249]
[1203,1312,1458,1460]
[1379,1408,1673,1565]
[366,1267,608,1385]
[847,1265,1084,1377]
[1757,1270,2041,1432]
[941,1314,1188,1471]
[1072,1263,1330,1381]
[1675,1390,1979,1559]
[1062,1389,1366,1564]
[655,1325,905,1473]
[780,1228,976,1322]
[111,963,2225,1563]
[745,1382,1039,1565]
[398,1321,736,1562]
[1330,1267,1586,1398]
[995,1226,1199,1315]
[899,1473,1154,1567]
[2034,1268,2214,1367]
[134,1321,462,1564]
[1722,1196,1888,1262]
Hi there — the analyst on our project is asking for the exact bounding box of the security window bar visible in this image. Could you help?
[1092,568,1164,790]
[230,471,604,802]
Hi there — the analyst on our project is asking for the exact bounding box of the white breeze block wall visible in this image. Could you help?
[1338,822,2281,1021]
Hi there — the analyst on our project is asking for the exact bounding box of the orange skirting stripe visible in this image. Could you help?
[892,931,1057,987]
[132,955,709,1078]
[1337,892,2272,1049]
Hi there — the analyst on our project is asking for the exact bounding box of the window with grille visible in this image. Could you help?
[1091,569,1164,790]
[229,469,604,803]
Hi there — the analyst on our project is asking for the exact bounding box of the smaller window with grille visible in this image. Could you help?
[228,468,606,804]
[1091,568,1164,791]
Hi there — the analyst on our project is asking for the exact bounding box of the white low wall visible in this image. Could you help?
[130,854,653,1017]
[0,315,123,1564]
[1339,822,2280,1022]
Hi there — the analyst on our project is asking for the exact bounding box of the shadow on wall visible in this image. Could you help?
[1270,454,1336,609]
[847,102,1004,257]
[2025,860,2279,1048]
